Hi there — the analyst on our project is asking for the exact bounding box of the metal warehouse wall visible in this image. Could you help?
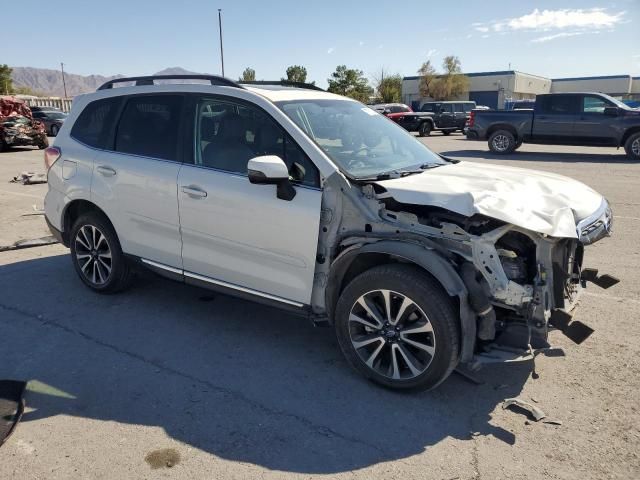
[551,76,632,95]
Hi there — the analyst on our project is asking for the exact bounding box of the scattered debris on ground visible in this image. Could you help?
[10,172,47,185]
[503,397,547,421]
[0,235,58,252]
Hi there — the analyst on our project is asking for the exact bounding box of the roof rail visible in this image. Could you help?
[241,80,324,91]
[97,75,244,91]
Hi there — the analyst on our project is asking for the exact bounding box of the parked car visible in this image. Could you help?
[370,103,413,120]
[32,110,67,136]
[30,105,63,113]
[392,101,476,136]
[0,96,48,151]
[44,75,616,391]
[466,92,640,159]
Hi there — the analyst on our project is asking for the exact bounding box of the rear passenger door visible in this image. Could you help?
[437,103,455,128]
[532,95,579,144]
[90,94,185,269]
[453,103,466,129]
[177,95,322,306]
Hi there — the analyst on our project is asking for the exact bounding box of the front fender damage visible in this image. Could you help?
[312,172,616,367]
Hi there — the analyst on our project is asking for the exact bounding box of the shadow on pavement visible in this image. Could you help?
[0,253,533,474]
[439,144,636,164]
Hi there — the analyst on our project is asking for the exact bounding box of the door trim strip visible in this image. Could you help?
[140,258,304,308]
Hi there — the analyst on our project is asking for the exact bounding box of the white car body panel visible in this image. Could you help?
[375,161,604,238]
[177,165,322,305]
[90,150,183,268]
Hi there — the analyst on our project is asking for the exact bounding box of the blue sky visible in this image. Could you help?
[5,0,639,87]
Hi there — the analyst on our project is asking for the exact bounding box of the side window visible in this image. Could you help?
[454,103,464,112]
[440,104,454,113]
[463,103,475,113]
[114,95,183,161]
[539,95,578,114]
[421,103,434,112]
[71,97,121,149]
[582,96,611,114]
[195,98,319,187]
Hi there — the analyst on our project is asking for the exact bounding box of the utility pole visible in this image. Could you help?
[218,9,225,77]
[60,62,68,98]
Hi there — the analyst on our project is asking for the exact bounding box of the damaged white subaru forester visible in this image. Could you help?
[44,75,617,391]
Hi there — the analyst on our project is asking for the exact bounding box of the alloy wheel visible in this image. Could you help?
[74,225,112,285]
[633,138,640,157]
[492,134,510,152]
[348,289,436,380]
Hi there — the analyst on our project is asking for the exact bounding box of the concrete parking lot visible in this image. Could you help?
[1,134,639,479]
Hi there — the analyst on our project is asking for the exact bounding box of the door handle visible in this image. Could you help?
[96,165,116,177]
[181,185,208,198]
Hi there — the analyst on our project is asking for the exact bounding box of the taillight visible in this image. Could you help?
[468,111,475,127]
[44,146,61,170]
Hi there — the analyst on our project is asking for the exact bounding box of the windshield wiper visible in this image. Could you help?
[357,163,444,181]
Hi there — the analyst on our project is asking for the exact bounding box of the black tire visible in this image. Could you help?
[442,130,452,136]
[515,139,523,150]
[488,129,516,154]
[418,121,432,137]
[334,264,460,391]
[624,132,640,160]
[0,138,7,152]
[70,212,133,293]
[51,125,59,136]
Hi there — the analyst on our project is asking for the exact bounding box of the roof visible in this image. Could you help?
[552,75,631,82]
[403,70,551,81]
[245,85,347,102]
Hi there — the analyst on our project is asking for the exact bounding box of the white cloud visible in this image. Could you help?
[327,47,334,54]
[426,48,437,57]
[358,41,364,46]
[531,31,585,43]
[474,8,624,36]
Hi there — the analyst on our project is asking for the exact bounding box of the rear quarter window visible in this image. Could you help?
[70,97,121,149]
[114,95,183,161]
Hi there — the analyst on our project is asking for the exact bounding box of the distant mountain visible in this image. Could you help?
[10,66,204,97]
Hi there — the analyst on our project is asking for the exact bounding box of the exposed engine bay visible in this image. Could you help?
[313,172,617,366]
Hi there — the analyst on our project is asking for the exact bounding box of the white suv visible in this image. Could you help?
[44,75,616,391]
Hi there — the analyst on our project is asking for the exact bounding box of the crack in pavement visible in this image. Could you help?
[0,302,389,458]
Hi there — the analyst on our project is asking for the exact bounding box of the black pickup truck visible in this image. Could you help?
[393,101,476,136]
[466,92,640,159]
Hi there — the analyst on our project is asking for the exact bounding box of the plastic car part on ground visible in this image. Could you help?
[10,171,48,185]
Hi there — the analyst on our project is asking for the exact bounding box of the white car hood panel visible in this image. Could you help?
[375,162,603,238]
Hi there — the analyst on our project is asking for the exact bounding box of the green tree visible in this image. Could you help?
[0,64,13,95]
[239,67,256,82]
[417,60,437,99]
[374,69,402,103]
[284,65,308,83]
[327,65,373,103]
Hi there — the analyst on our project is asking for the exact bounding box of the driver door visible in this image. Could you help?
[177,96,323,306]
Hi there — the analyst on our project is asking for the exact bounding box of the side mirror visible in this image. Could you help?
[247,155,296,201]
[603,106,619,116]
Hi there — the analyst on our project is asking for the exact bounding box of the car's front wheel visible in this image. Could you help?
[70,213,133,293]
[488,130,516,154]
[334,265,460,391]
[624,132,640,160]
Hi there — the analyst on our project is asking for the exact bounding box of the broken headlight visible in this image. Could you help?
[577,199,612,245]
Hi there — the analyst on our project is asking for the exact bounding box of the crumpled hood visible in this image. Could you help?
[375,161,604,238]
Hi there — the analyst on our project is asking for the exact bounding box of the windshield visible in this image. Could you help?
[275,99,447,178]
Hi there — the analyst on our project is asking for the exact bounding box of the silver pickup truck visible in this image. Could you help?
[466,92,640,159]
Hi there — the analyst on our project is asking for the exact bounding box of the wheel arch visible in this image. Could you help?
[621,127,640,148]
[487,123,519,140]
[61,199,115,247]
[326,240,476,362]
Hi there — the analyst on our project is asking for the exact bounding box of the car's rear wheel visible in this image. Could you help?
[334,265,459,391]
[418,121,432,137]
[488,130,516,154]
[51,125,59,136]
[624,132,640,160]
[70,213,133,293]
